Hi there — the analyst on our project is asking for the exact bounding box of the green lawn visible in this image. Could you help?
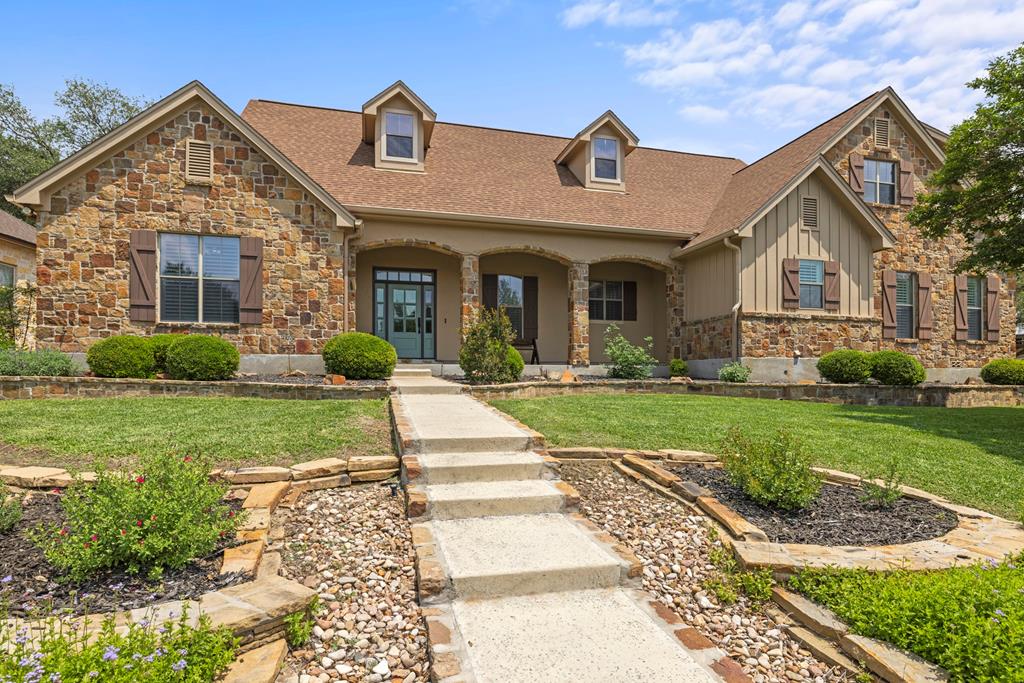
[491,394,1024,518]
[0,397,391,469]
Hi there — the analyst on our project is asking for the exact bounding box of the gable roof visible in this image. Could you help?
[242,99,744,237]
[554,110,640,165]
[7,81,356,228]
[360,80,437,146]
[0,210,36,247]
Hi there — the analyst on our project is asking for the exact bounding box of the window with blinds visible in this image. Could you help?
[798,259,824,309]
[185,140,213,182]
[895,271,916,338]
[966,276,984,340]
[159,233,240,323]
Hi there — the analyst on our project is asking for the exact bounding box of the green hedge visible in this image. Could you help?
[506,345,525,381]
[870,350,926,386]
[149,333,184,374]
[669,358,688,377]
[323,332,397,380]
[164,336,239,381]
[0,349,78,377]
[980,358,1024,385]
[86,335,156,378]
[816,349,872,383]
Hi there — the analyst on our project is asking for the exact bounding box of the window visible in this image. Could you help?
[159,233,240,323]
[589,280,625,321]
[863,159,897,205]
[497,275,524,340]
[593,137,619,181]
[185,140,213,182]
[384,111,415,160]
[0,264,13,288]
[800,197,818,230]
[799,260,824,309]
[967,276,984,340]
[895,272,917,338]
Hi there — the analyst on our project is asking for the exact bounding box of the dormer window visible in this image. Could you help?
[384,111,415,160]
[593,137,619,181]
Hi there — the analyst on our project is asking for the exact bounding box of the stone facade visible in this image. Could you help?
[0,235,36,285]
[568,261,590,366]
[32,103,345,354]
[740,313,879,358]
[680,313,735,361]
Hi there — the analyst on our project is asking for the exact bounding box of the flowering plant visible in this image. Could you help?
[31,451,244,580]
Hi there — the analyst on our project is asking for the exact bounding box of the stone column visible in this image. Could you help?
[568,261,589,366]
[345,244,358,333]
[460,254,480,338]
[667,265,684,360]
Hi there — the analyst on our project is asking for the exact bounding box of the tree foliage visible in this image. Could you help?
[907,44,1024,273]
[0,79,148,217]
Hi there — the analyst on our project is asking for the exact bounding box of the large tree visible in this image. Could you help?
[0,79,149,218]
[908,43,1024,274]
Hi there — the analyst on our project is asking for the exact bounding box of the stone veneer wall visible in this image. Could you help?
[679,313,735,361]
[739,313,879,358]
[32,103,345,354]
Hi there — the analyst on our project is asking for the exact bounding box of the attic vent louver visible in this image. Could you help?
[801,196,818,230]
[185,140,213,182]
[873,118,890,148]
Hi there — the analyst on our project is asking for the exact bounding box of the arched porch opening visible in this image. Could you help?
[588,258,670,364]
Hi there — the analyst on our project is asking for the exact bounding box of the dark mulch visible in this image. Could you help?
[668,464,958,546]
[0,493,249,617]
[230,374,386,387]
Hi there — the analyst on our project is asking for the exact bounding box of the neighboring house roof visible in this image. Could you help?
[6,81,357,229]
[0,210,36,247]
[242,100,745,237]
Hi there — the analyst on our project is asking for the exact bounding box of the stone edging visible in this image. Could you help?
[0,375,390,401]
[468,378,1024,408]
[545,447,1024,574]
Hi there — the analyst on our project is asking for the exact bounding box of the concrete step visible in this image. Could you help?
[418,451,546,484]
[431,514,625,597]
[392,367,433,378]
[390,377,464,395]
[415,434,533,453]
[397,394,533,453]
[425,480,566,520]
[451,588,720,682]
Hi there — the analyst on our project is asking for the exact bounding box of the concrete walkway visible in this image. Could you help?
[391,372,739,683]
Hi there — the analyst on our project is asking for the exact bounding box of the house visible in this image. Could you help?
[0,210,36,288]
[6,80,1017,381]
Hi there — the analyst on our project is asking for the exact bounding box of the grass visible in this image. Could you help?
[490,394,1024,518]
[0,397,391,469]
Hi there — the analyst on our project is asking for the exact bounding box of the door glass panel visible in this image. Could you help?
[374,285,385,337]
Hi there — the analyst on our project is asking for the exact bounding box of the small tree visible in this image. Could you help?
[459,307,519,384]
[0,283,36,349]
[603,324,657,379]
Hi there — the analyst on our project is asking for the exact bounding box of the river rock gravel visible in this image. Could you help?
[561,462,857,683]
[275,484,429,683]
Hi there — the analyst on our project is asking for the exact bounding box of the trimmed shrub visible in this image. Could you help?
[30,452,244,580]
[980,358,1024,385]
[0,348,78,377]
[506,345,525,381]
[604,324,657,379]
[323,332,397,380]
[669,358,688,377]
[459,308,518,384]
[719,427,821,510]
[816,349,872,383]
[86,335,156,378]
[149,333,185,374]
[718,362,752,383]
[869,350,926,386]
[164,335,240,381]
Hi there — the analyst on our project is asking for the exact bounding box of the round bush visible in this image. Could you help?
[670,358,688,377]
[149,333,184,374]
[506,345,525,381]
[322,332,397,380]
[718,362,752,383]
[164,335,239,381]
[980,358,1024,385]
[869,350,926,386]
[87,335,156,378]
[816,350,872,383]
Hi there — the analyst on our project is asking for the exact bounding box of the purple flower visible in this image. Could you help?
[1,575,11,583]
[995,609,1006,617]
[102,645,119,661]
[171,659,187,672]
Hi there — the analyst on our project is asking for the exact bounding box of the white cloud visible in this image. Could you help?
[561,0,679,28]
[772,1,808,27]
[679,104,730,123]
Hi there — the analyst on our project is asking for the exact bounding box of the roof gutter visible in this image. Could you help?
[723,236,742,362]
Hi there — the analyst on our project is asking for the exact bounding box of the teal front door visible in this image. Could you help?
[373,269,436,359]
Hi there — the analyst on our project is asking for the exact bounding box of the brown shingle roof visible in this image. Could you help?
[242,101,744,236]
[0,210,36,247]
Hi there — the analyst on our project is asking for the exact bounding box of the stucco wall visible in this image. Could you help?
[588,261,667,362]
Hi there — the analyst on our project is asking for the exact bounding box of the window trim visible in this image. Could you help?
[590,135,621,184]
[863,158,898,206]
[0,263,14,288]
[895,271,917,339]
[589,279,628,321]
[381,107,418,164]
[798,259,824,310]
[157,233,241,324]
[966,276,984,341]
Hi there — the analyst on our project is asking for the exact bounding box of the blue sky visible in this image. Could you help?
[2,1,1021,162]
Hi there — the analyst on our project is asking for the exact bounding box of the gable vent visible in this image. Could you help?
[873,118,890,148]
[185,140,213,181]
[801,196,818,230]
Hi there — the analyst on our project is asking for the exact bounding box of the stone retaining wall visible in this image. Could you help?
[469,378,1024,407]
[0,375,390,400]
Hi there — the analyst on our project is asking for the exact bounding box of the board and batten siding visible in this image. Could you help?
[740,173,874,317]
[682,243,736,321]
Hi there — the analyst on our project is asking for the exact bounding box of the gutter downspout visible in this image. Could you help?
[723,236,742,362]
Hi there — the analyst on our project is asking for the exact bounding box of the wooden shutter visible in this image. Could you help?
[954,275,968,341]
[482,273,498,310]
[623,281,637,321]
[849,152,865,193]
[985,275,1000,341]
[899,160,915,205]
[823,261,840,311]
[239,236,264,324]
[129,230,157,322]
[917,272,933,339]
[781,258,800,309]
[522,276,538,342]
[882,269,897,339]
